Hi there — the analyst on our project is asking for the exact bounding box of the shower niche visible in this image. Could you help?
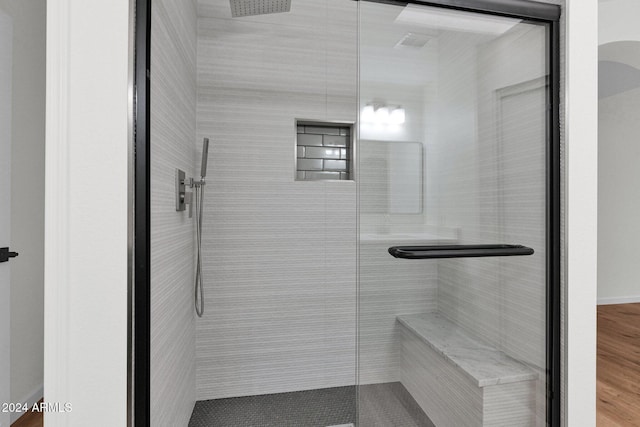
[295,120,354,181]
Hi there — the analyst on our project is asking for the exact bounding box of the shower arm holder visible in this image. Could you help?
[186,177,206,188]
[184,178,206,218]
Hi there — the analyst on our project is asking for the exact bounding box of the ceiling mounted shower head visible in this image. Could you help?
[229,0,291,18]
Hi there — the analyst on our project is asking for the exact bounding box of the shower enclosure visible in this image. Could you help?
[138,0,560,425]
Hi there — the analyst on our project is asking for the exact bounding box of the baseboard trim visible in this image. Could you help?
[598,296,640,305]
[10,384,43,424]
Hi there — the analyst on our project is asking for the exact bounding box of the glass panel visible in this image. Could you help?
[150,1,359,425]
[358,2,550,426]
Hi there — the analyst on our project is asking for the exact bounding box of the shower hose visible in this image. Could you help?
[194,182,205,317]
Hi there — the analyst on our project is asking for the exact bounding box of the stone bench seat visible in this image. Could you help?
[397,313,539,426]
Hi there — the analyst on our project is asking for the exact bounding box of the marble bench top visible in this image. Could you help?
[397,313,538,387]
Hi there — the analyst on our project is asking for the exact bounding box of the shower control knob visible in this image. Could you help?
[0,247,19,263]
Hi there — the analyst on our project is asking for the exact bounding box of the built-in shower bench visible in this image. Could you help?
[396,313,538,427]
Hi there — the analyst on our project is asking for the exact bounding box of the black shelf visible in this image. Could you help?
[388,244,534,259]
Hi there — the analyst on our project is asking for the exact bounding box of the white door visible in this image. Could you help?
[0,9,12,427]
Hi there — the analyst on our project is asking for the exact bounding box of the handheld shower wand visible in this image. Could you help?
[201,138,209,178]
[194,138,210,317]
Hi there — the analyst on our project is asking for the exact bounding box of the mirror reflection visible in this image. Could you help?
[360,140,423,214]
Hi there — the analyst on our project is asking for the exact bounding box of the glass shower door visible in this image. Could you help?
[357,1,559,426]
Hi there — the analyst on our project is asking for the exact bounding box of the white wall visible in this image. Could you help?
[565,0,598,425]
[598,86,640,304]
[0,0,46,417]
[0,8,13,427]
[597,0,640,304]
[599,0,640,45]
[44,0,130,426]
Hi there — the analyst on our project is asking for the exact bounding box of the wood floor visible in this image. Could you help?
[598,303,640,426]
[11,412,42,427]
[10,400,43,427]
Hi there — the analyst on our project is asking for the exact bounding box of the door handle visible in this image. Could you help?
[0,247,19,263]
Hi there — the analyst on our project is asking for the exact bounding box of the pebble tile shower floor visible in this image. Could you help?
[188,383,433,427]
[188,386,354,427]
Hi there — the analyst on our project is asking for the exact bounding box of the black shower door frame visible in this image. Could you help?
[131,0,561,425]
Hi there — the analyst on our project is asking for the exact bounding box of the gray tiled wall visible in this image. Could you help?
[195,0,358,401]
[150,0,197,425]
[296,123,352,181]
[432,24,548,426]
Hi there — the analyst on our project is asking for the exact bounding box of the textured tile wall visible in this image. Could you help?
[150,0,198,425]
[357,2,440,386]
[359,241,437,385]
[432,24,549,425]
[195,0,358,400]
[356,5,556,422]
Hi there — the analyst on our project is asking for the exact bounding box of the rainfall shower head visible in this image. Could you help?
[200,138,209,178]
[229,0,291,18]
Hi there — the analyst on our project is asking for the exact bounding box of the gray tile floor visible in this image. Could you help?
[358,383,434,427]
[188,382,433,427]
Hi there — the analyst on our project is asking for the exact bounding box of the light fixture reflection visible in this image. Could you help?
[361,105,376,123]
[389,108,406,124]
[361,103,405,126]
[375,106,389,122]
